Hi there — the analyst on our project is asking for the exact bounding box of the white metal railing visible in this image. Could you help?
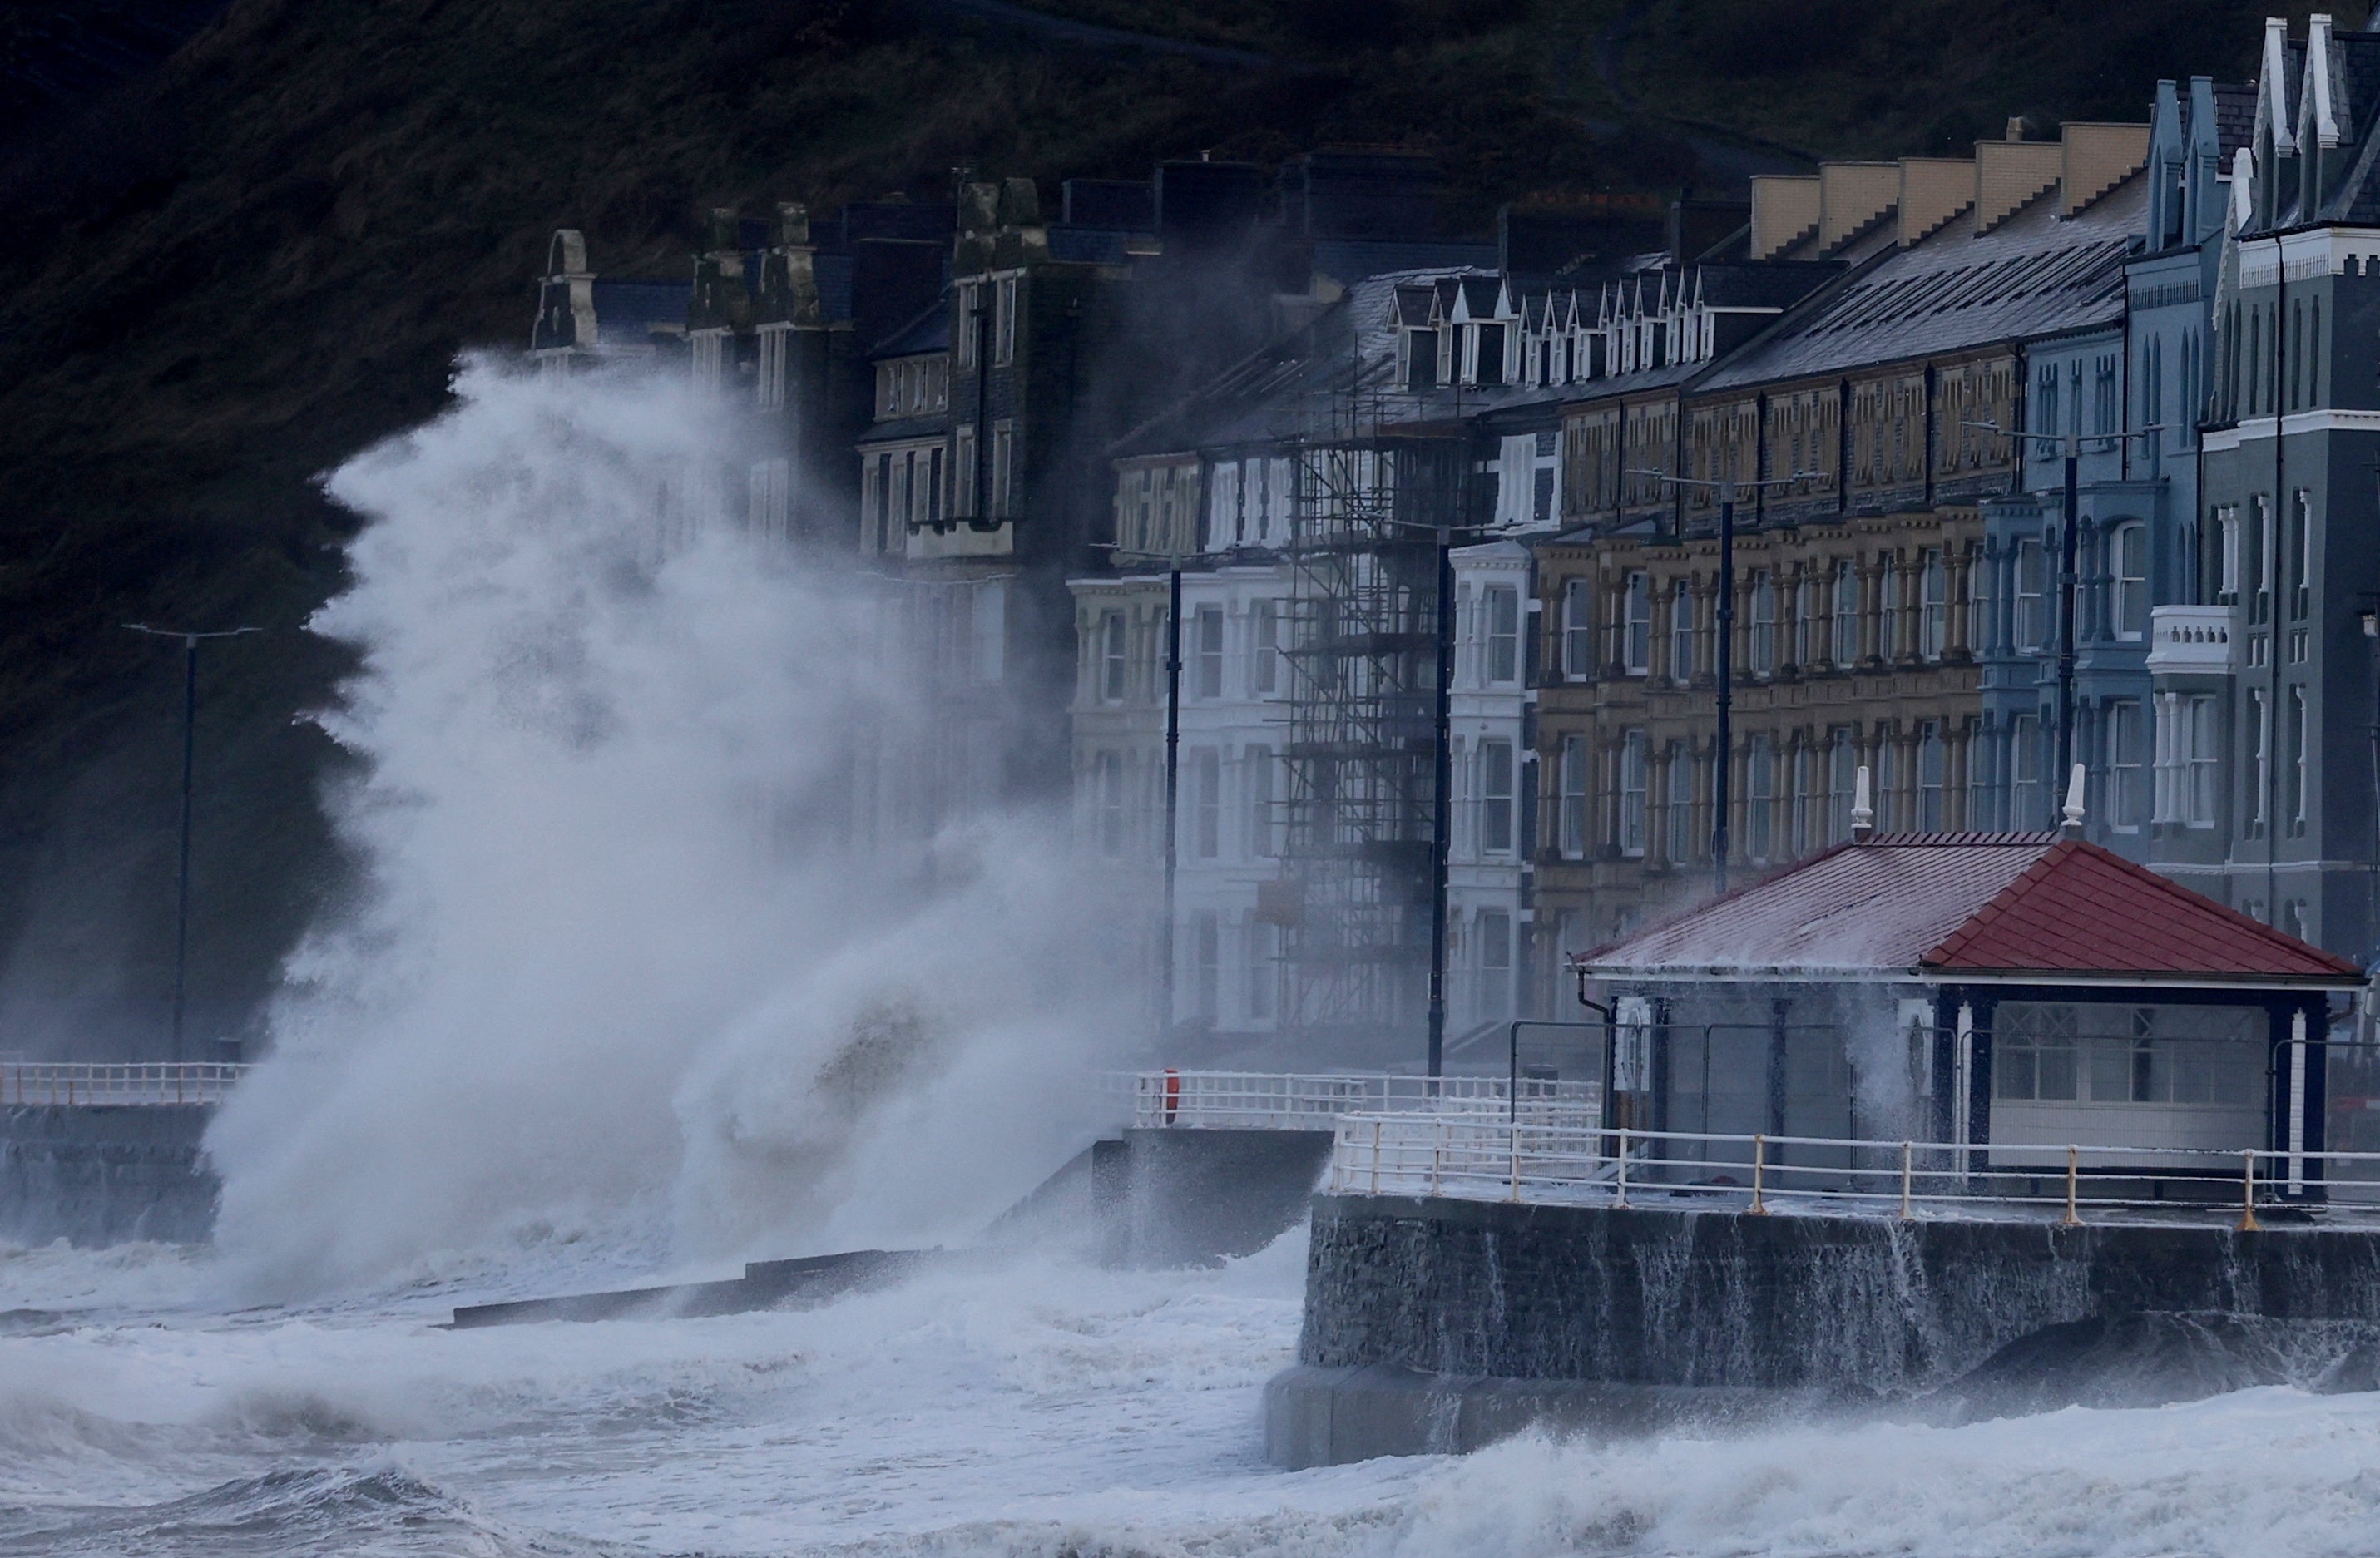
[1325,1111,2380,1226]
[0,1062,249,1107]
[1132,1070,1600,1131]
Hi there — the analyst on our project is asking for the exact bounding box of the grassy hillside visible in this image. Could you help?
[1615,0,2363,159]
[0,0,2333,1054]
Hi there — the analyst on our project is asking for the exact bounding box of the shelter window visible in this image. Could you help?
[1995,1002,2260,1108]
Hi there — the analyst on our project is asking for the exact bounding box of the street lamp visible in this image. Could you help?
[1629,468,1811,894]
[1098,541,1189,1046]
[122,623,261,1063]
[1963,421,2160,828]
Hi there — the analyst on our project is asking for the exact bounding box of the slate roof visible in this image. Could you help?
[2214,81,2259,160]
[1314,239,1499,286]
[1113,265,1571,455]
[1698,171,2145,391]
[871,300,949,358]
[1576,834,2361,986]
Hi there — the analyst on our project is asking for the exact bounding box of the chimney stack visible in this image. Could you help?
[1852,765,1875,843]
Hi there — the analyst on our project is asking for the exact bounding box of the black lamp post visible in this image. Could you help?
[1630,467,1809,894]
[123,623,260,1063]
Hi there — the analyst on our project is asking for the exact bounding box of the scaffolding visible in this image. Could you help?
[1276,384,1477,1061]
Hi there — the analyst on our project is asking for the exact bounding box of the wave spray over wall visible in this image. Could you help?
[205,358,1124,1295]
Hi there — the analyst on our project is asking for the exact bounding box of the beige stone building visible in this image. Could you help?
[1533,122,2151,971]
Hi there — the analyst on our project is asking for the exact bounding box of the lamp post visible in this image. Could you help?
[1630,469,1809,894]
[1427,517,1455,1080]
[1097,541,1188,1046]
[123,623,260,1063]
[1162,555,1184,1042]
[1963,422,2160,828]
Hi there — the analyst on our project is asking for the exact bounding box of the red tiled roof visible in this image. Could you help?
[1922,838,2361,980]
[1577,833,2363,986]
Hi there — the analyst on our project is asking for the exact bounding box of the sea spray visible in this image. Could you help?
[204,355,1132,1294]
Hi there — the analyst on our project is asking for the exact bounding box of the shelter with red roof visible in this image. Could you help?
[1572,830,2363,1181]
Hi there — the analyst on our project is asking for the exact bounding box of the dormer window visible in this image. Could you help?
[1400,328,1440,390]
[1466,323,1505,386]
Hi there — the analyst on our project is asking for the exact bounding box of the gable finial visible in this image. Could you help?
[2061,763,2087,837]
[1852,765,1874,842]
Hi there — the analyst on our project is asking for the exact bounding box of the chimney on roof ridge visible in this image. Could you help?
[2061,764,2087,838]
[1852,765,1874,843]
[2006,116,2028,142]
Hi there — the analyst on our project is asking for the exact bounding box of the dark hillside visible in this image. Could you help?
[0,0,2335,1056]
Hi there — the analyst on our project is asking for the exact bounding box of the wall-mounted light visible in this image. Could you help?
[2362,609,2378,640]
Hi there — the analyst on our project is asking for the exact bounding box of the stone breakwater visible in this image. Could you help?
[1268,1194,2380,1465]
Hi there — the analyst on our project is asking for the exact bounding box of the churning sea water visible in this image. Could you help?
[8,1228,2380,1558]
[14,361,2378,1557]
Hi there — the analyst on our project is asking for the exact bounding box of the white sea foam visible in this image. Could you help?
[20,362,2378,1555]
[201,356,1128,1296]
[7,1231,2380,1557]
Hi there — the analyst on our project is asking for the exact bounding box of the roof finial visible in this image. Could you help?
[2061,763,2087,838]
[1852,764,1874,843]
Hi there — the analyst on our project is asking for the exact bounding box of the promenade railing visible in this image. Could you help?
[0,1062,249,1107]
[1131,1070,1600,1132]
[1324,1110,2380,1225]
